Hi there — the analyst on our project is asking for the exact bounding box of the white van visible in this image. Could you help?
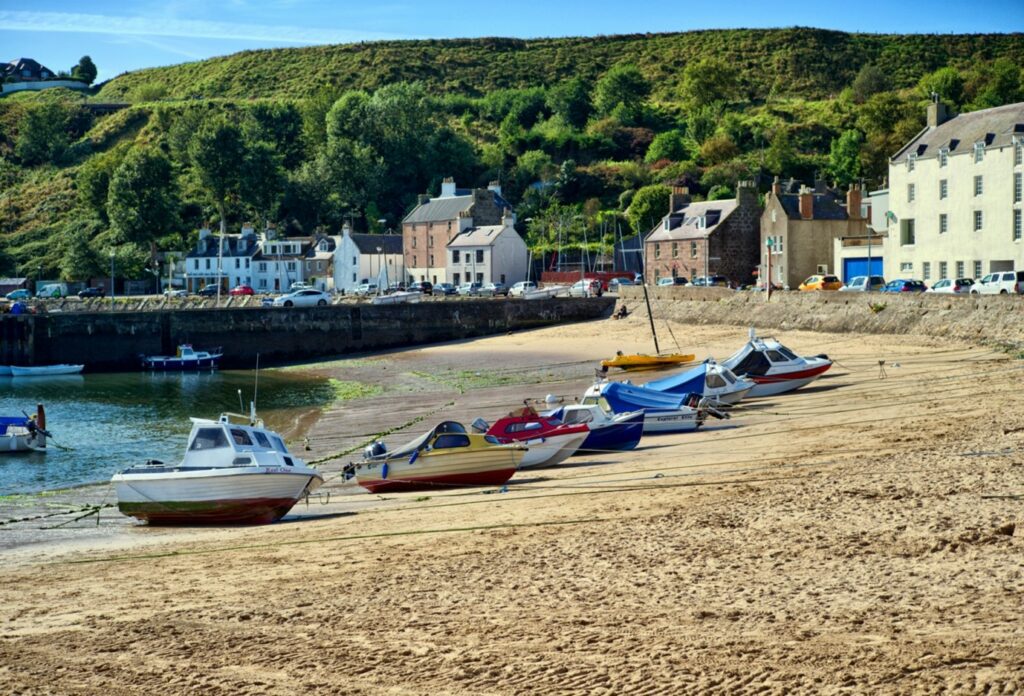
[970,271,1024,295]
[36,283,67,298]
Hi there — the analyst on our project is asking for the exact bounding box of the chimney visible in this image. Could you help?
[488,180,502,197]
[342,222,351,238]
[927,100,950,128]
[799,186,814,220]
[198,226,211,240]
[417,193,430,205]
[440,177,457,198]
[771,176,781,195]
[668,185,691,213]
[241,222,255,238]
[846,184,863,220]
[501,208,515,228]
[736,180,757,207]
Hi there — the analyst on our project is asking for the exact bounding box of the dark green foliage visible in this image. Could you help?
[645,130,689,163]
[828,130,862,186]
[626,184,670,235]
[594,63,650,124]
[679,58,739,108]
[107,147,181,259]
[59,218,104,280]
[188,115,247,233]
[850,64,891,103]
[71,56,98,85]
[918,67,965,106]
[546,78,592,128]
[971,59,1023,110]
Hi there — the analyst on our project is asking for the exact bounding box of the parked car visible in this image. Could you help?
[5,288,31,300]
[457,282,484,296]
[272,288,331,307]
[839,275,886,292]
[926,278,973,295]
[881,279,928,293]
[164,289,188,298]
[434,282,457,296]
[970,271,1024,295]
[197,285,220,297]
[383,282,407,295]
[408,281,433,296]
[692,275,729,287]
[656,276,688,287]
[483,282,509,296]
[35,283,67,298]
[77,286,106,299]
[353,283,378,296]
[229,284,255,296]
[798,274,844,291]
[509,281,537,297]
[608,278,634,293]
[289,282,312,292]
[568,279,603,297]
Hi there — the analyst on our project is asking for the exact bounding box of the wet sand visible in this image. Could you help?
[1,315,1022,694]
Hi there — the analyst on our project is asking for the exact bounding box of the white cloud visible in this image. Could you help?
[0,10,413,45]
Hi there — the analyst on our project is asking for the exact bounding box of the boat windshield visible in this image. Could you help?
[506,422,543,433]
[272,435,289,454]
[706,372,727,389]
[230,428,253,447]
[777,346,799,360]
[189,427,229,451]
[561,409,593,425]
[252,431,271,448]
[433,433,471,449]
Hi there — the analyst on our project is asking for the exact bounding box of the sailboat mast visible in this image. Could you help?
[641,282,660,354]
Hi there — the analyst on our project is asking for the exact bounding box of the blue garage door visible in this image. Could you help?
[843,257,883,283]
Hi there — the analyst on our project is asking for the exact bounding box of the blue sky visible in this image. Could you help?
[2,0,1023,83]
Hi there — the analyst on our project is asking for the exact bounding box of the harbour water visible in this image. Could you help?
[0,370,333,496]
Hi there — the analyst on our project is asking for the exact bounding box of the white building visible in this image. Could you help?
[885,100,1024,283]
[445,212,529,287]
[184,225,259,293]
[252,232,315,292]
[332,225,404,292]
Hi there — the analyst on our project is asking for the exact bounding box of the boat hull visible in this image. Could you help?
[577,415,645,454]
[640,409,703,433]
[142,356,220,370]
[601,353,695,371]
[357,448,522,493]
[518,431,589,468]
[746,362,832,397]
[1,433,45,453]
[10,364,83,377]
[112,467,322,525]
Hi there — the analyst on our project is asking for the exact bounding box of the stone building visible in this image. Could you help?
[643,181,761,286]
[885,100,1024,283]
[760,178,867,289]
[402,178,511,284]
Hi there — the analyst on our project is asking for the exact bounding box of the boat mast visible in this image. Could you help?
[641,282,660,354]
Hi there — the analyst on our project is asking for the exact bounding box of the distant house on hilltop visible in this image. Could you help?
[1,57,87,94]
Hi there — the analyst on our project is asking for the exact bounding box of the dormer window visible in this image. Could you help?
[697,216,706,230]
[1015,137,1023,166]
[974,142,985,163]
[939,148,948,167]
[907,154,916,172]
[663,218,669,230]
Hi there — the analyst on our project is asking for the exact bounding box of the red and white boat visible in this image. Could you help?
[473,405,589,468]
[721,329,832,397]
[355,421,524,493]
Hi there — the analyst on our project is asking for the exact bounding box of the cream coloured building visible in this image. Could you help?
[886,101,1024,283]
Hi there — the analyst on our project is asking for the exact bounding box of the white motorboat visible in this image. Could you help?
[581,381,721,434]
[0,404,47,453]
[472,409,590,469]
[721,328,832,397]
[141,344,222,370]
[9,364,83,377]
[111,408,322,525]
[370,290,423,305]
[545,403,645,453]
[524,286,569,300]
[642,360,755,405]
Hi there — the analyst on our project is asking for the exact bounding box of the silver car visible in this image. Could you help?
[272,289,331,307]
[925,278,973,294]
[839,275,886,292]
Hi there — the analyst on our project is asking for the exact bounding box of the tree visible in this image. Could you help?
[680,58,739,108]
[765,128,797,176]
[77,148,125,222]
[626,184,670,235]
[918,67,964,106]
[240,140,285,232]
[973,59,1023,110]
[71,56,98,85]
[827,130,862,187]
[107,147,181,263]
[645,130,690,163]
[189,115,246,240]
[15,103,71,165]
[244,102,305,168]
[59,220,104,281]
[546,78,592,128]
[850,64,890,103]
[593,63,650,124]
[699,134,740,165]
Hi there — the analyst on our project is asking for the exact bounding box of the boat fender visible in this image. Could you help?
[381,462,389,480]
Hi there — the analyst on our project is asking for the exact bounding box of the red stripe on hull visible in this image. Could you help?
[750,362,831,383]
[119,497,301,526]
[359,467,517,494]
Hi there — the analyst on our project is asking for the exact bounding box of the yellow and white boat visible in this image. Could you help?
[600,351,696,371]
[355,421,524,493]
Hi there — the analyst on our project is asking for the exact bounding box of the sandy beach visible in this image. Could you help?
[2,312,1023,694]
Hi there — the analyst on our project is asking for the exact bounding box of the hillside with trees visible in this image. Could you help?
[1,29,1022,283]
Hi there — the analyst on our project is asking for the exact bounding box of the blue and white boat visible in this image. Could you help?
[643,360,754,405]
[141,344,222,371]
[0,404,47,453]
[545,404,645,453]
[581,381,727,434]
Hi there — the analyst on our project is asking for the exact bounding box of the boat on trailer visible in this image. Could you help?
[111,408,322,525]
[720,328,832,397]
[0,404,48,453]
[141,344,222,371]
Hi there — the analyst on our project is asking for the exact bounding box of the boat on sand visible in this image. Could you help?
[473,405,589,468]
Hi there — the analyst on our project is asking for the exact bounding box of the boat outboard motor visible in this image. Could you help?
[470,417,489,434]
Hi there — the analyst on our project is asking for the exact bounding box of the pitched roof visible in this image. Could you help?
[5,58,53,80]
[776,190,850,221]
[892,101,1024,163]
[403,190,512,224]
[186,234,260,258]
[447,224,515,248]
[350,233,403,255]
[645,199,738,242]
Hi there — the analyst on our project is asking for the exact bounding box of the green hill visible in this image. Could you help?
[2,28,1023,283]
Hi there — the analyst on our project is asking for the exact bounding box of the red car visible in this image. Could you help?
[229,285,255,296]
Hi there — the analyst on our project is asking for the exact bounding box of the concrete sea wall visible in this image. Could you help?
[0,297,615,371]
[619,286,1024,348]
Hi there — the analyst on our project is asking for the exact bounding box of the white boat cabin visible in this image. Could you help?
[183,415,300,470]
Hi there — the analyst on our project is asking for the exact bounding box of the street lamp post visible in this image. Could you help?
[109,250,115,308]
[376,246,383,293]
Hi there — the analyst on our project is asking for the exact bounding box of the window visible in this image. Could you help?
[475,272,483,283]
[259,262,267,272]
[671,242,678,258]
[922,262,931,280]
[287,261,296,271]
[1015,173,1022,203]
[765,350,786,363]
[476,250,484,263]
[1016,140,1023,166]
[907,183,915,202]
[252,431,271,448]
[974,211,983,231]
[205,259,211,270]
[245,259,250,268]
[974,175,983,196]
[428,235,434,247]
[939,214,948,234]
[413,255,417,267]
[352,273,356,282]
[899,262,913,273]
[939,261,947,279]
[907,154,916,171]
[900,219,916,245]
[259,279,267,289]
[429,254,434,266]
[974,261,982,278]
[235,258,240,269]
[956,261,964,278]
[939,148,948,167]
[351,256,356,265]
[189,428,228,451]
[655,244,661,259]
[230,429,253,446]
[452,250,459,263]
[1015,210,1022,241]
[974,142,985,163]
[939,179,948,199]
[412,237,417,248]
[690,242,697,258]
